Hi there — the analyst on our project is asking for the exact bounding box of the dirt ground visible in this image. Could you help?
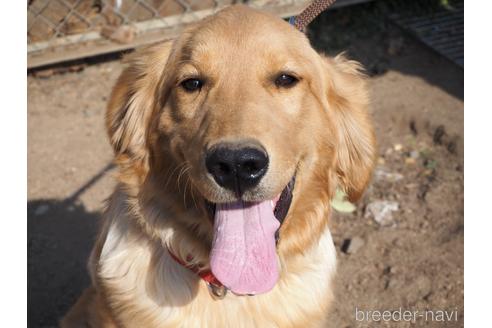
[28,3,464,328]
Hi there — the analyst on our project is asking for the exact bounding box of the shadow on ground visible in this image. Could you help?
[28,164,113,327]
[308,1,463,101]
[28,199,99,327]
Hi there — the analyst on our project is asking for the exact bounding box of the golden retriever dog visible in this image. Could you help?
[62,4,376,328]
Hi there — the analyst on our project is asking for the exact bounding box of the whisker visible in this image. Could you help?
[163,162,186,191]
[187,176,199,210]
[182,165,192,206]
[176,164,191,194]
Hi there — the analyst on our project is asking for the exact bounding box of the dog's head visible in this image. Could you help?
[106,5,376,295]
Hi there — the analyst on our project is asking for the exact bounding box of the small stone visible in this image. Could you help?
[383,265,392,275]
[423,169,434,176]
[407,276,432,303]
[410,150,419,159]
[364,200,399,226]
[387,277,400,290]
[394,144,403,151]
[377,157,386,165]
[341,236,365,254]
[374,167,403,182]
[34,204,50,216]
[405,157,416,165]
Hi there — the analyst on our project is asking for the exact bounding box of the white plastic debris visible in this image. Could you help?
[344,236,365,254]
[365,200,399,226]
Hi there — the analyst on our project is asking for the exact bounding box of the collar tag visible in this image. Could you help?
[208,283,228,300]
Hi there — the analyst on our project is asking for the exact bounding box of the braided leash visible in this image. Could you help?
[289,0,337,32]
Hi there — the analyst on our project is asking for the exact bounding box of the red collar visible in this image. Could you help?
[167,249,223,289]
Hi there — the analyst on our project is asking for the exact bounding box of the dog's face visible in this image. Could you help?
[106,5,375,295]
[157,11,329,205]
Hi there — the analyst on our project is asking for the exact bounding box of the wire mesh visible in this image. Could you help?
[389,1,463,67]
[27,0,310,68]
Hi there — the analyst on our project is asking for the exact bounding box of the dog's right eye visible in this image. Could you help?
[181,78,204,92]
[274,73,299,88]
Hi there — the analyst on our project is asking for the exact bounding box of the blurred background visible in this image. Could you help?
[28,0,463,327]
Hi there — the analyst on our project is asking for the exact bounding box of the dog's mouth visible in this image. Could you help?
[204,176,295,296]
[204,176,295,225]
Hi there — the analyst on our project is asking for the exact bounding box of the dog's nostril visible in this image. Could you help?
[237,151,268,179]
[242,160,259,174]
[217,162,231,174]
[205,145,268,193]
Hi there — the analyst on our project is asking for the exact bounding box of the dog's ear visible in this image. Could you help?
[322,54,377,202]
[106,42,173,173]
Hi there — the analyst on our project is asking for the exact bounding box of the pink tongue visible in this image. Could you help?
[210,200,280,295]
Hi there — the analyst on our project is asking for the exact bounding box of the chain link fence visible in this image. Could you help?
[28,0,315,68]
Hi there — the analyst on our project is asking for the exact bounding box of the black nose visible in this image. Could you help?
[205,145,269,193]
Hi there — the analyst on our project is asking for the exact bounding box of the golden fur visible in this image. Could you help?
[62,5,376,327]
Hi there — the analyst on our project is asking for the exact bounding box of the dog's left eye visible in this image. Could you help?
[181,78,204,92]
[275,74,299,88]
